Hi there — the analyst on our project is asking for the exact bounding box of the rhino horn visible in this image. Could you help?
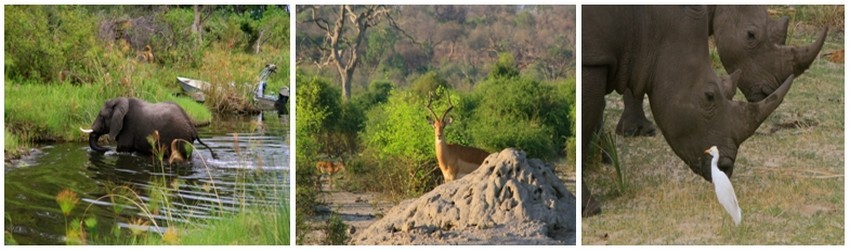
[784,27,828,76]
[744,75,794,135]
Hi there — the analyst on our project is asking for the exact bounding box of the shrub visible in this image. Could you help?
[410,71,448,97]
[467,76,572,160]
[5,6,103,82]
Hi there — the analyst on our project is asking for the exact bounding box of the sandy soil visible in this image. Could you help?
[301,189,393,245]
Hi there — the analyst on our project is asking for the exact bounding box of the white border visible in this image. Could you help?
[1,2,847,249]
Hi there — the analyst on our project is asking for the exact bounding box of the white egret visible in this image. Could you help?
[705,146,742,226]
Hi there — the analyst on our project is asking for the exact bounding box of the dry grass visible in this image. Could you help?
[583,30,844,245]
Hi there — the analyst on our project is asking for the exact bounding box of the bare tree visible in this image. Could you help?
[191,5,213,48]
[302,5,391,101]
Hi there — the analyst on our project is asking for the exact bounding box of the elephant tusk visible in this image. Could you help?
[80,127,93,133]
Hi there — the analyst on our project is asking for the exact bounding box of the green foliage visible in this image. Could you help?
[364,26,400,67]
[467,76,572,160]
[352,80,394,109]
[5,6,289,148]
[4,128,29,160]
[5,81,117,142]
[362,90,434,163]
[4,79,211,145]
[156,7,205,67]
[177,204,290,245]
[294,73,333,243]
[488,53,520,79]
[355,88,449,197]
[5,5,102,82]
[323,213,349,245]
[410,71,449,97]
[258,6,291,50]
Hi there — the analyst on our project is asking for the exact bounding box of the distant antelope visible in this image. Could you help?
[316,160,346,190]
[137,45,154,63]
[425,91,490,182]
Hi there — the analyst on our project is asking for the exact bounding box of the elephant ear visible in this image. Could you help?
[108,98,129,140]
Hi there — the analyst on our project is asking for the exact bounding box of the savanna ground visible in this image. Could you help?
[583,6,844,244]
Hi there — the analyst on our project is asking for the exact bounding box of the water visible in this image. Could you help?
[4,112,289,245]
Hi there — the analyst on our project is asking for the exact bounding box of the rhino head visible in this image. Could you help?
[710,5,826,102]
[650,67,794,181]
[644,6,795,181]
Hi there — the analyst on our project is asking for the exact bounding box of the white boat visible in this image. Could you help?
[176,77,212,102]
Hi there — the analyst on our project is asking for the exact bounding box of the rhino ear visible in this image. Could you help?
[108,98,129,140]
[770,16,790,45]
[720,69,741,100]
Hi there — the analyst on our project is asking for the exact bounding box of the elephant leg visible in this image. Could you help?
[582,66,608,217]
[615,90,656,137]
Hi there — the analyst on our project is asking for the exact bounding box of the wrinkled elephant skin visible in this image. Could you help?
[83,97,217,160]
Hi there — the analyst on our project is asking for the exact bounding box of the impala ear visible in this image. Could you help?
[446,117,453,124]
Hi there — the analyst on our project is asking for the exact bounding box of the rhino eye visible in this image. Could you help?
[705,91,715,101]
[747,30,756,40]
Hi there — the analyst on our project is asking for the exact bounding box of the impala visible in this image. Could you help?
[316,160,346,190]
[426,92,491,182]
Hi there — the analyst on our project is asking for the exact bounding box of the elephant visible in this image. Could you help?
[615,5,827,137]
[80,97,217,161]
[582,6,794,216]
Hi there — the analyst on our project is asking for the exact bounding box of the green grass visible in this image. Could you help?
[4,81,212,144]
[166,203,290,245]
[583,27,843,244]
[4,128,29,160]
[5,41,288,152]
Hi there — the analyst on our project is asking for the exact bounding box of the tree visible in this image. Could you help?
[301,5,391,101]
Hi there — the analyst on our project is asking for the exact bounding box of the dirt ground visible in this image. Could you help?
[301,188,394,245]
[582,35,844,244]
[302,154,576,245]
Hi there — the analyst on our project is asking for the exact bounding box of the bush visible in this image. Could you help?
[323,213,349,245]
[356,88,465,197]
[295,73,336,243]
[352,80,393,109]
[410,71,448,97]
[5,6,103,82]
[467,76,572,160]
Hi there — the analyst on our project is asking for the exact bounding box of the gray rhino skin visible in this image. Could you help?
[616,5,827,137]
[582,6,794,215]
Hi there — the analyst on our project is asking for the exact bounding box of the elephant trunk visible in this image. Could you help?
[788,27,828,76]
[89,133,110,152]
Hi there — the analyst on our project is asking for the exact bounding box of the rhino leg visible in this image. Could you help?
[616,90,656,137]
[582,183,602,217]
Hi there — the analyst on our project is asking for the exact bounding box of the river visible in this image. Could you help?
[4,112,289,244]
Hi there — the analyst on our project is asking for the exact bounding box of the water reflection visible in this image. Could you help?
[5,112,289,244]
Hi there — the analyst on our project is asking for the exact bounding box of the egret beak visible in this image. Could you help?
[80,127,94,133]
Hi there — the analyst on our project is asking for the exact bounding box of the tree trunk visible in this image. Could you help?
[192,5,203,48]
